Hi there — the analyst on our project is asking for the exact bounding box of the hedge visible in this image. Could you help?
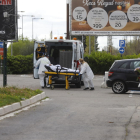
[0,54,33,74]
[86,51,140,75]
[1,52,140,74]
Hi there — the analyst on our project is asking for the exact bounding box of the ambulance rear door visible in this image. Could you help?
[72,41,78,70]
[33,41,46,79]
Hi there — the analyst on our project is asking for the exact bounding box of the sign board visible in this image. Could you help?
[0,42,3,48]
[0,48,3,55]
[119,40,125,47]
[0,0,18,40]
[70,0,140,36]
[119,47,125,54]
[0,42,3,55]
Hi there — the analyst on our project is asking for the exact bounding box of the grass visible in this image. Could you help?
[0,86,43,107]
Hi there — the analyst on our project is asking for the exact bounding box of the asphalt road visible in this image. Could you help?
[0,74,140,140]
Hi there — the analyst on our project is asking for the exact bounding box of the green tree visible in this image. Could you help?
[84,36,99,55]
[122,37,140,55]
[8,37,34,56]
[101,37,140,56]
[94,36,99,51]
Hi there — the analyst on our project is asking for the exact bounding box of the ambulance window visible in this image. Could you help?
[79,44,83,58]
[80,49,82,58]
[36,44,47,60]
[74,48,77,60]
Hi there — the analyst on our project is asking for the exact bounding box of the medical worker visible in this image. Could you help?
[79,58,95,90]
[35,54,51,88]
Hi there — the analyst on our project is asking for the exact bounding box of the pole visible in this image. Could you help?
[11,42,13,56]
[66,1,69,39]
[32,18,33,40]
[0,58,2,74]
[94,36,96,51]
[3,41,7,87]
[22,15,23,41]
[125,36,127,55]
[89,36,91,55]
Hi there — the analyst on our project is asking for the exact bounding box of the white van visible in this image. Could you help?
[33,37,84,87]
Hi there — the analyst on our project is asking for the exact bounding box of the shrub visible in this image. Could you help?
[85,51,140,74]
[7,54,33,74]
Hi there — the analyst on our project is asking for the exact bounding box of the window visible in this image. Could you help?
[129,61,140,69]
[130,62,134,69]
[134,61,140,69]
[119,62,129,69]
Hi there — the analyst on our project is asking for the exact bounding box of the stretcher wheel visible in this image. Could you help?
[65,86,70,90]
[51,85,54,90]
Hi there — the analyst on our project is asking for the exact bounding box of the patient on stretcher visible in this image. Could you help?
[45,64,79,73]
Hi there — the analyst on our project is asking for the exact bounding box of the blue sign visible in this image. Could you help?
[119,40,125,47]
[119,47,125,54]
[0,42,3,48]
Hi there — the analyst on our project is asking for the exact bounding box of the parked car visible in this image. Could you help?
[106,58,140,94]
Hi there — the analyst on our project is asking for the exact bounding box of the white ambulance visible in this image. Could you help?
[33,37,84,87]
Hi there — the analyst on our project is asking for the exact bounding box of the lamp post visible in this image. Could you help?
[66,0,69,39]
[32,18,44,40]
[18,27,22,37]
[18,11,25,12]
[22,15,34,40]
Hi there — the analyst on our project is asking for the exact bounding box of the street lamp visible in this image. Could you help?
[18,11,25,12]
[22,15,34,40]
[32,18,44,40]
[18,27,22,37]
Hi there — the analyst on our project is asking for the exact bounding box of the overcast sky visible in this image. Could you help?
[17,0,131,51]
[18,0,66,40]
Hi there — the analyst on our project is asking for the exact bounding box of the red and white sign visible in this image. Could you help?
[0,0,12,5]
[0,48,3,55]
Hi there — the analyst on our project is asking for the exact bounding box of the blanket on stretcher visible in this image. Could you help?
[45,64,79,73]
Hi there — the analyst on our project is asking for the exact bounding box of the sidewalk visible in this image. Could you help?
[0,92,47,117]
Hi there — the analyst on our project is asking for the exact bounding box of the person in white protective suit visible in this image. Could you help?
[35,54,51,88]
[79,58,94,90]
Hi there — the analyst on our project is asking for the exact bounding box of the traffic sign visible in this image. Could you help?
[0,48,3,55]
[119,40,125,47]
[119,47,125,54]
[0,42,3,48]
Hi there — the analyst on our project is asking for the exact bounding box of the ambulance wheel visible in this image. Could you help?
[51,85,54,90]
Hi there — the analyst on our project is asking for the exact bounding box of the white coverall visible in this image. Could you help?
[35,57,50,87]
[80,62,94,88]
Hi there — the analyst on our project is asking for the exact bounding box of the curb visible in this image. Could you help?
[0,92,47,117]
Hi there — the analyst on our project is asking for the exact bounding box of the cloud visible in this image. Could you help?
[18,0,67,40]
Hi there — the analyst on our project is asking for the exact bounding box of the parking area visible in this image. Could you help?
[0,74,104,90]
[0,74,140,140]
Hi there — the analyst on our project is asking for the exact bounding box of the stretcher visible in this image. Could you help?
[44,71,80,90]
